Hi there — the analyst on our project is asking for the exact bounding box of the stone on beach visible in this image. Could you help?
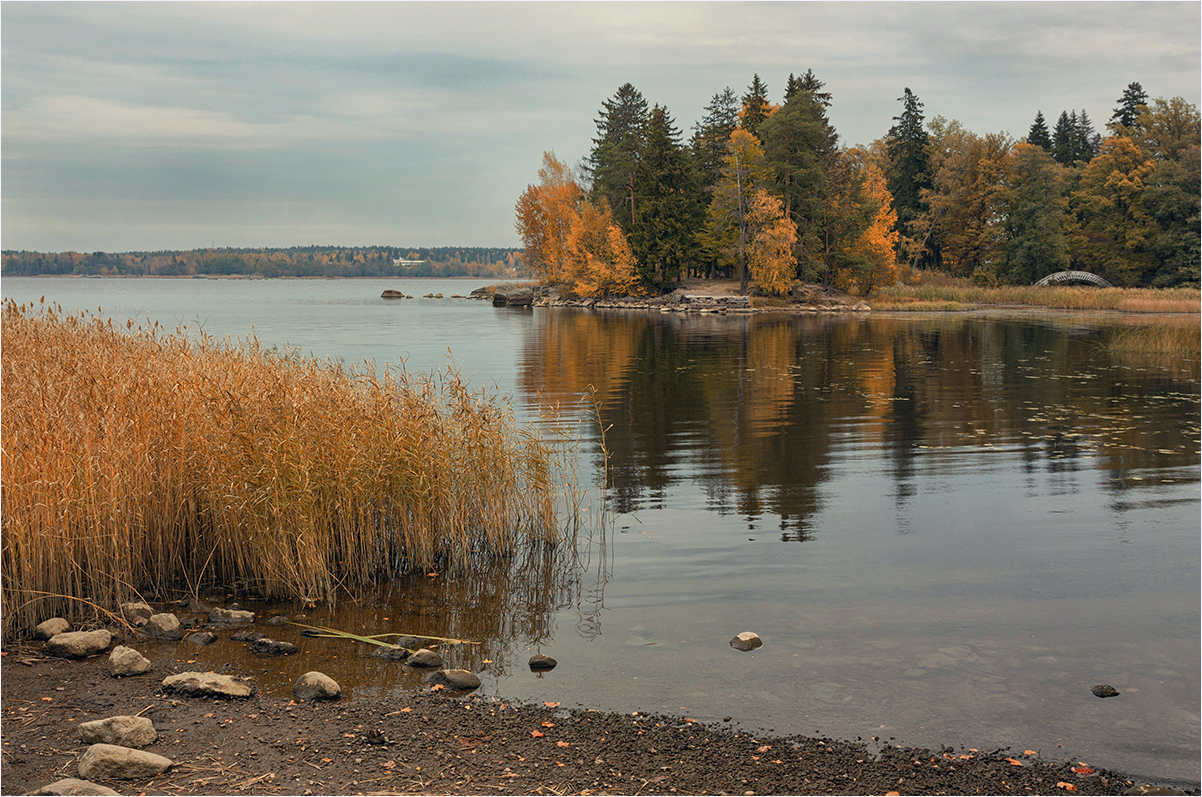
[209,607,255,626]
[46,630,112,660]
[142,613,182,640]
[78,715,157,748]
[31,778,120,795]
[161,671,252,699]
[119,602,154,624]
[294,671,342,701]
[529,654,558,671]
[730,631,763,651]
[34,618,70,640]
[249,637,297,655]
[424,669,481,691]
[108,645,153,677]
[1091,684,1121,698]
[77,744,173,780]
[406,648,443,668]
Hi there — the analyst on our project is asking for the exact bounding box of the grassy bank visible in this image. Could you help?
[1,300,574,639]
[868,273,1200,313]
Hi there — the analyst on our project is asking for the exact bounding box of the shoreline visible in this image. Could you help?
[2,636,1191,796]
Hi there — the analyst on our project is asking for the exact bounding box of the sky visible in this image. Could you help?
[2,1,1199,253]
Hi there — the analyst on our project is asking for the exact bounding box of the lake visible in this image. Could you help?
[3,276,1199,787]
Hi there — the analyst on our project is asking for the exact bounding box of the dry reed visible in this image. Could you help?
[1,299,576,639]
[871,275,1200,313]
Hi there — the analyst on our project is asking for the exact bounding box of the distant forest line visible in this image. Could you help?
[0,246,527,279]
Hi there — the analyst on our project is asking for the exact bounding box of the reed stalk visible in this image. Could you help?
[1,300,577,639]
[870,275,1200,313]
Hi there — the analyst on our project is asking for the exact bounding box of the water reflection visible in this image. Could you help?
[518,310,1200,536]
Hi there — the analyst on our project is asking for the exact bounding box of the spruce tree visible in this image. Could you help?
[885,88,933,263]
[1110,81,1150,130]
[691,88,740,193]
[1027,111,1052,149]
[1051,110,1077,165]
[631,105,702,291]
[1076,110,1100,162]
[588,84,650,232]
[740,74,771,139]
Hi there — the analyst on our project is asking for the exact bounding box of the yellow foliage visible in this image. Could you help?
[849,160,899,295]
[746,190,797,296]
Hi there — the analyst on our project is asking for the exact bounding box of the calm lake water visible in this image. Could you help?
[4,277,1199,787]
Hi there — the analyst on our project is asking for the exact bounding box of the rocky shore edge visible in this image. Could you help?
[4,610,1195,796]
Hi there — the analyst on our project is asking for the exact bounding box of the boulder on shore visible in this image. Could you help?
[492,285,534,307]
[46,630,112,660]
[424,669,481,691]
[119,602,154,625]
[730,631,763,651]
[35,618,70,640]
[108,645,153,677]
[249,637,297,656]
[78,715,157,748]
[209,607,255,626]
[294,671,342,701]
[406,648,443,668]
[31,778,120,795]
[529,654,558,671]
[142,613,182,640]
[161,671,252,699]
[1091,684,1121,698]
[77,744,173,781]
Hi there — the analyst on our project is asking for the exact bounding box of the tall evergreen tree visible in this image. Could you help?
[1051,110,1078,165]
[885,88,934,266]
[691,87,740,193]
[740,74,771,139]
[1076,110,1101,161]
[1027,111,1052,150]
[631,105,702,291]
[1110,81,1150,130]
[784,69,831,107]
[588,83,650,232]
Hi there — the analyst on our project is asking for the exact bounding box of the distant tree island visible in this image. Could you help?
[0,246,527,280]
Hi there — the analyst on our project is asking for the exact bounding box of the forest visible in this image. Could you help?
[516,76,1200,297]
[0,246,525,279]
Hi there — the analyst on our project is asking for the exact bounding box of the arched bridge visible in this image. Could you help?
[1034,270,1113,287]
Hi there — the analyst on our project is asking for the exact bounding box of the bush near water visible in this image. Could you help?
[1,300,571,640]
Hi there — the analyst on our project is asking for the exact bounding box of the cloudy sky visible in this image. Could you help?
[2,1,1198,253]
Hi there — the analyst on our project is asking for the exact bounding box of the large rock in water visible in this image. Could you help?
[119,602,154,625]
[161,671,252,699]
[31,778,120,795]
[249,637,297,656]
[492,285,534,307]
[143,613,182,640]
[209,607,255,626]
[46,630,112,660]
[294,671,342,701]
[529,654,557,671]
[424,669,481,691]
[78,716,157,748]
[730,631,763,651]
[77,744,173,780]
[406,648,443,668]
[109,645,153,677]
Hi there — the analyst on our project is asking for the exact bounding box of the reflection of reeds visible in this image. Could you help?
[1,300,575,639]
[1104,321,1201,378]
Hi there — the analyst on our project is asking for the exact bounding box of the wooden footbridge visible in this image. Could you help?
[1034,270,1113,287]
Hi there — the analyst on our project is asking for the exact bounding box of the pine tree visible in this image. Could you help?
[631,105,702,291]
[740,74,771,139]
[1027,111,1052,150]
[1076,110,1100,162]
[1051,110,1078,165]
[1110,81,1150,130]
[691,88,740,192]
[588,83,650,232]
[785,69,831,107]
[885,88,934,266]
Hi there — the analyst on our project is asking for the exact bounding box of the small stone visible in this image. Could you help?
[161,671,252,699]
[35,618,71,640]
[119,603,154,624]
[108,645,153,677]
[1091,684,1121,698]
[31,777,120,795]
[230,630,264,642]
[267,615,289,625]
[406,648,443,668]
[294,671,342,701]
[730,631,763,652]
[372,644,410,660]
[528,654,558,671]
[424,669,481,691]
[46,630,112,660]
[77,744,173,780]
[392,635,426,650]
[209,607,255,626]
[249,637,297,656]
[143,613,182,640]
[78,715,157,748]
[185,631,217,646]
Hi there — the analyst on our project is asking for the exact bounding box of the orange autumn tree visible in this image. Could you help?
[565,198,640,298]
[848,158,899,295]
[745,190,797,296]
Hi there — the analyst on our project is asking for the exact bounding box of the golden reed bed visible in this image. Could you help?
[1,300,575,639]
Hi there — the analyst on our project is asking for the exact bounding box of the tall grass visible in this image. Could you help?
[870,273,1200,313]
[1,300,576,639]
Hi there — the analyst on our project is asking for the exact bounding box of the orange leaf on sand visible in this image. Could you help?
[1007,757,1024,766]
[556,741,570,748]
[1057,782,1078,791]
[541,721,555,728]
[430,684,445,692]
[1024,749,1038,756]
[544,702,560,707]
[1072,766,1094,775]
[531,730,545,738]
[886,792,902,796]
[757,745,772,753]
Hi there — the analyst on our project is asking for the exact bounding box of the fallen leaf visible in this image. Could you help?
[1024,749,1038,756]
[40,697,52,702]
[751,755,760,762]
[772,759,783,764]
[399,707,413,713]
[1007,757,1023,766]
[204,713,215,718]
[757,745,772,753]
[556,741,569,748]
[1057,782,1078,791]
[343,733,356,738]
[541,721,555,728]
[531,730,545,738]
[887,792,902,796]
[483,659,493,664]
[543,702,560,707]
[1071,766,1094,775]
[383,760,396,769]
[321,758,332,763]
[430,684,445,692]
[427,572,438,577]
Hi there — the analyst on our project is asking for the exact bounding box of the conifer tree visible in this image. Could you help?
[1051,110,1078,165]
[1076,110,1101,161]
[740,74,771,139]
[1027,111,1052,150]
[1110,81,1150,130]
[691,88,741,192]
[885,88,934,267]
[588,84,650,232]
[632,105,702,291]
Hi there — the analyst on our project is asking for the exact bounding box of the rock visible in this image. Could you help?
[119,602,154,625]
[108,645,153,677]
[78,744,173,780]
[406,648,443,668]
[185,631,217,646]
[143,613,182,640]
[249,637,297,656]
[294,671,341,701]
[372,644,410,661]
[78,715,157,748]
[230,630,264,642]
[492,285,534,308]
[31,778,121,795]
[730,631,763,651]
[392,635,426,650]
[266,615,289,625]
[852,301,871,312]
[381,289,404,299]
[35,617,70,640]
[424,669,481,691]
[1091,684,1121,698]
[529,654,557,671]
[209,607,254,626]
[161,671,252,699]
[46,630,112,660]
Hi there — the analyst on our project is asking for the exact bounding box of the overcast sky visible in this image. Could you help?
[2,1,1198,253]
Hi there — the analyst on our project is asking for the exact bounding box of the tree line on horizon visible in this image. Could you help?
[0,245,526,279]
[516,76,1200,297]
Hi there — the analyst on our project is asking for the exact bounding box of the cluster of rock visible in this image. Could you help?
[472,283,870,314]
[32,713,171,795]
